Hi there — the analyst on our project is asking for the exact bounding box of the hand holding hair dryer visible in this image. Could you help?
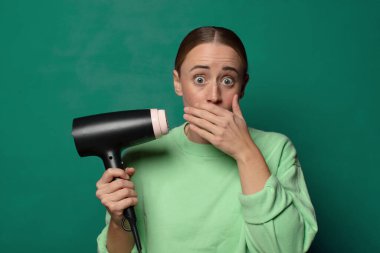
[72,109,169,253]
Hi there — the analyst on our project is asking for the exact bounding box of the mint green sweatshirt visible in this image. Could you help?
[97,124,318,253]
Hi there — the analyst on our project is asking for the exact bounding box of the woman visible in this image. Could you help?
[96,26,318,253]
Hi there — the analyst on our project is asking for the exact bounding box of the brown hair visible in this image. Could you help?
[174,26,249,80]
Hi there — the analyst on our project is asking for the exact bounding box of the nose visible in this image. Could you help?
[207,82,222,104]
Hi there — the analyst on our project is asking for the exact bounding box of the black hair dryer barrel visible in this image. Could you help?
[71,109,169,253]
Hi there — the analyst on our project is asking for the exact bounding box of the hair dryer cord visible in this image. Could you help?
[121,216,142,253]
[121,216,132,232]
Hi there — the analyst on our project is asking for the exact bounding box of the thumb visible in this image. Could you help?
[232,94,243,118]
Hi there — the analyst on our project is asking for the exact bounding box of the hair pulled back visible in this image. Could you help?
[174,26,248,79]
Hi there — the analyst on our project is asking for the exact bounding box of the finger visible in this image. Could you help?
[232,94,243,118]
[97,179,135,196]
[125,167,135,177]
[106,197,138,213]
[97,168,127,187]
[106,187,138,202]
[194,102,229,116]
[184,106,222,126]
[183,113,221,135]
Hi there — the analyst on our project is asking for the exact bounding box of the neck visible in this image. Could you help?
[184,123,209,144]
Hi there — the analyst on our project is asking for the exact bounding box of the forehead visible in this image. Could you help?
[181,43,243,70]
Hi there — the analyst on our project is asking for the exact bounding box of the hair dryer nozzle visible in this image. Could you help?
[150,109,169,138]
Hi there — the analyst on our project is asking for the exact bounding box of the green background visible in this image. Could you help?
[0,0,379,252]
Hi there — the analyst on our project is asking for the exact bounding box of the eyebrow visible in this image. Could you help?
[190,65,210,71]
[222,66,239,74]
[190,65,239,74]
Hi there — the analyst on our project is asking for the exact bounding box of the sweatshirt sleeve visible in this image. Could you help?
[238,137,318,253]
[97,212,110,253]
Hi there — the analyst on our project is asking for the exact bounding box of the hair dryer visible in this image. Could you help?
[72,109,169,253]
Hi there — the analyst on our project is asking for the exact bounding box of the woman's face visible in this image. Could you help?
[173,43,246,111]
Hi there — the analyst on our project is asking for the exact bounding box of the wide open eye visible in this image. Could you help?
[221,77,234,87]
[194,75,206,85]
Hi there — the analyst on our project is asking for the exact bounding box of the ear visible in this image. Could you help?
[173,70,183,96]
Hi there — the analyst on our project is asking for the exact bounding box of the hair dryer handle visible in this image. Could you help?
[102,150,123,169]
[102,150,142,252]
